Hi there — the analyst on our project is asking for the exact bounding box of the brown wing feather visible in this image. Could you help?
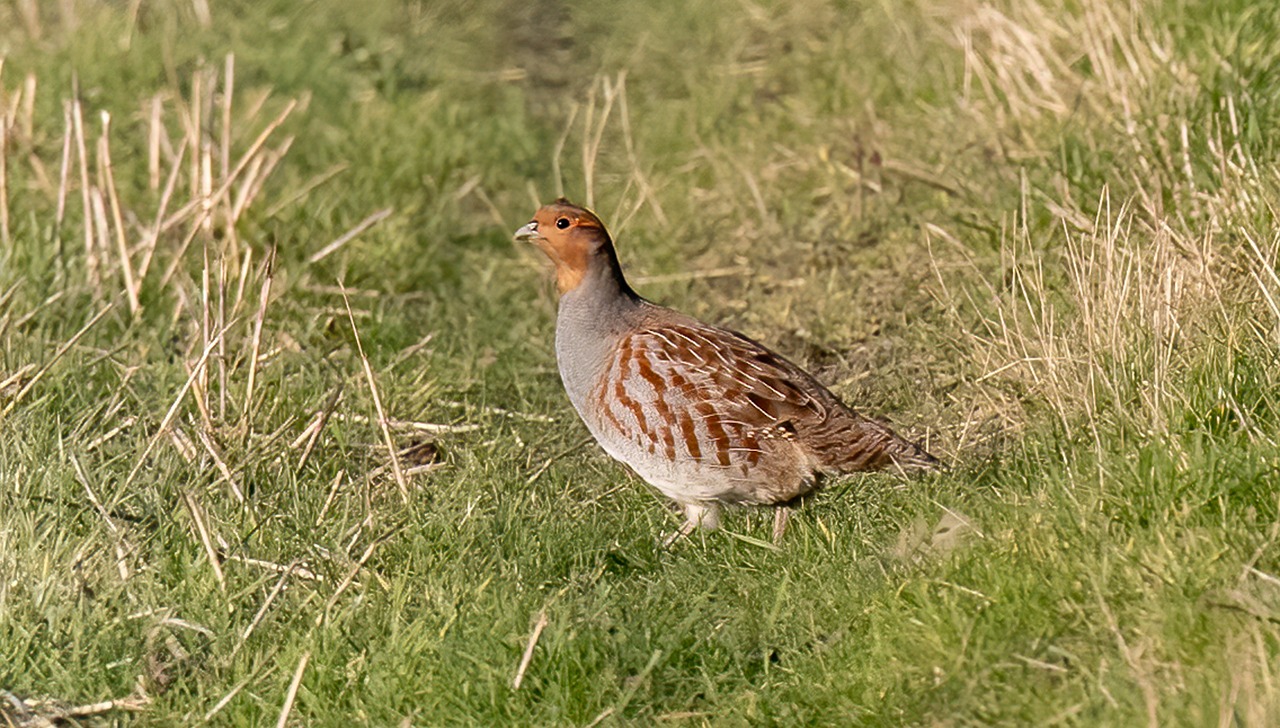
[632,319,939,475]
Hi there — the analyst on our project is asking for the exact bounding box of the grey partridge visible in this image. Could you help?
[515,198,940,544]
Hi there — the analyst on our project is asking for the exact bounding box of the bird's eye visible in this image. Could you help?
[555,217,570,229]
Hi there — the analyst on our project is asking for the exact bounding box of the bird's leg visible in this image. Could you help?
[687,503,720,531]
[662,503,720,547]
[772,506,791,543]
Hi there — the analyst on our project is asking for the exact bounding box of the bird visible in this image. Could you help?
[515,198,940,544]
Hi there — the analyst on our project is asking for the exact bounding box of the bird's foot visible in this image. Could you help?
[660,518,698,548]
[660,503,720,548]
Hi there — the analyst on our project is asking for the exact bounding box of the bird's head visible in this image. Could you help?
[514,198,617,295]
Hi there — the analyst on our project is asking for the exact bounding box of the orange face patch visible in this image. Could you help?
[527,201,608,294]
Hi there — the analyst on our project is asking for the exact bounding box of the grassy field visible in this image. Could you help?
[2,0,1279,724]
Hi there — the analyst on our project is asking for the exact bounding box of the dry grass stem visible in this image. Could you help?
[438,399,553,423]
[70,94,98,294]
[386,332,435,370]
[194,427,245,504]
[220,54,234,186]
[147,94,161,189]
[550,103,580,200]
[201,676,255,724]
[580,74,624,209]
[160,97,297,234]
[97,111,140,314]
[1,303,113,417]
[265,162,347,217]
[12,694,150,722]
[200,244,213,424]
[275,651,310,728]
[332,412,478,434]
[84,414,137,451]
[242,247,275,428]
[169,425,199,463]
[181,490,228,595]
[0,364,36,395]
[631,266,749,286]
[315,470,346,527]
[232,137,293,221]
[613,74,667,228]
[70,452,133,582]
[294,386,343,473]
[225,554,321,581]
[307,207,393,264]
[340,283,408,502]
[11,289,64,330]
[401,462,444,477]
[315,530,396,627]
[0,115,9,249]
[125,320,234,486]
[230,562,296,660]
[136,141,187,284]
[511,610,549,690]
[54,100,72,245]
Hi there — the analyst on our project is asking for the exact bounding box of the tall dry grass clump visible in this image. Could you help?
[934,0,1279,445]
[929,2,1280,722]
[0,43,440,720]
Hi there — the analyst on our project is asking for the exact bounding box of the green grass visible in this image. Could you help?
[2,0,1280,724]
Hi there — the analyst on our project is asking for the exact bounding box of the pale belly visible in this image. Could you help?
[589,426,751,504]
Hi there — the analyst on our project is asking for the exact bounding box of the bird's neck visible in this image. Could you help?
[554,250,644,406]
[557,254,641,328]
[558,243,640,308]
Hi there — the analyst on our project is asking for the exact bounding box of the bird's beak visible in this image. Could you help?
[513,221,539,243]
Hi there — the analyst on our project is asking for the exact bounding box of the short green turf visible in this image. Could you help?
[2,0,1280,724]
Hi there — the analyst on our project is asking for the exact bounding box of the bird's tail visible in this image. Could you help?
[888,438,945,474]
[815,412,946,475]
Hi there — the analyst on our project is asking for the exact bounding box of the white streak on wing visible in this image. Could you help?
[666,328,701,349]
